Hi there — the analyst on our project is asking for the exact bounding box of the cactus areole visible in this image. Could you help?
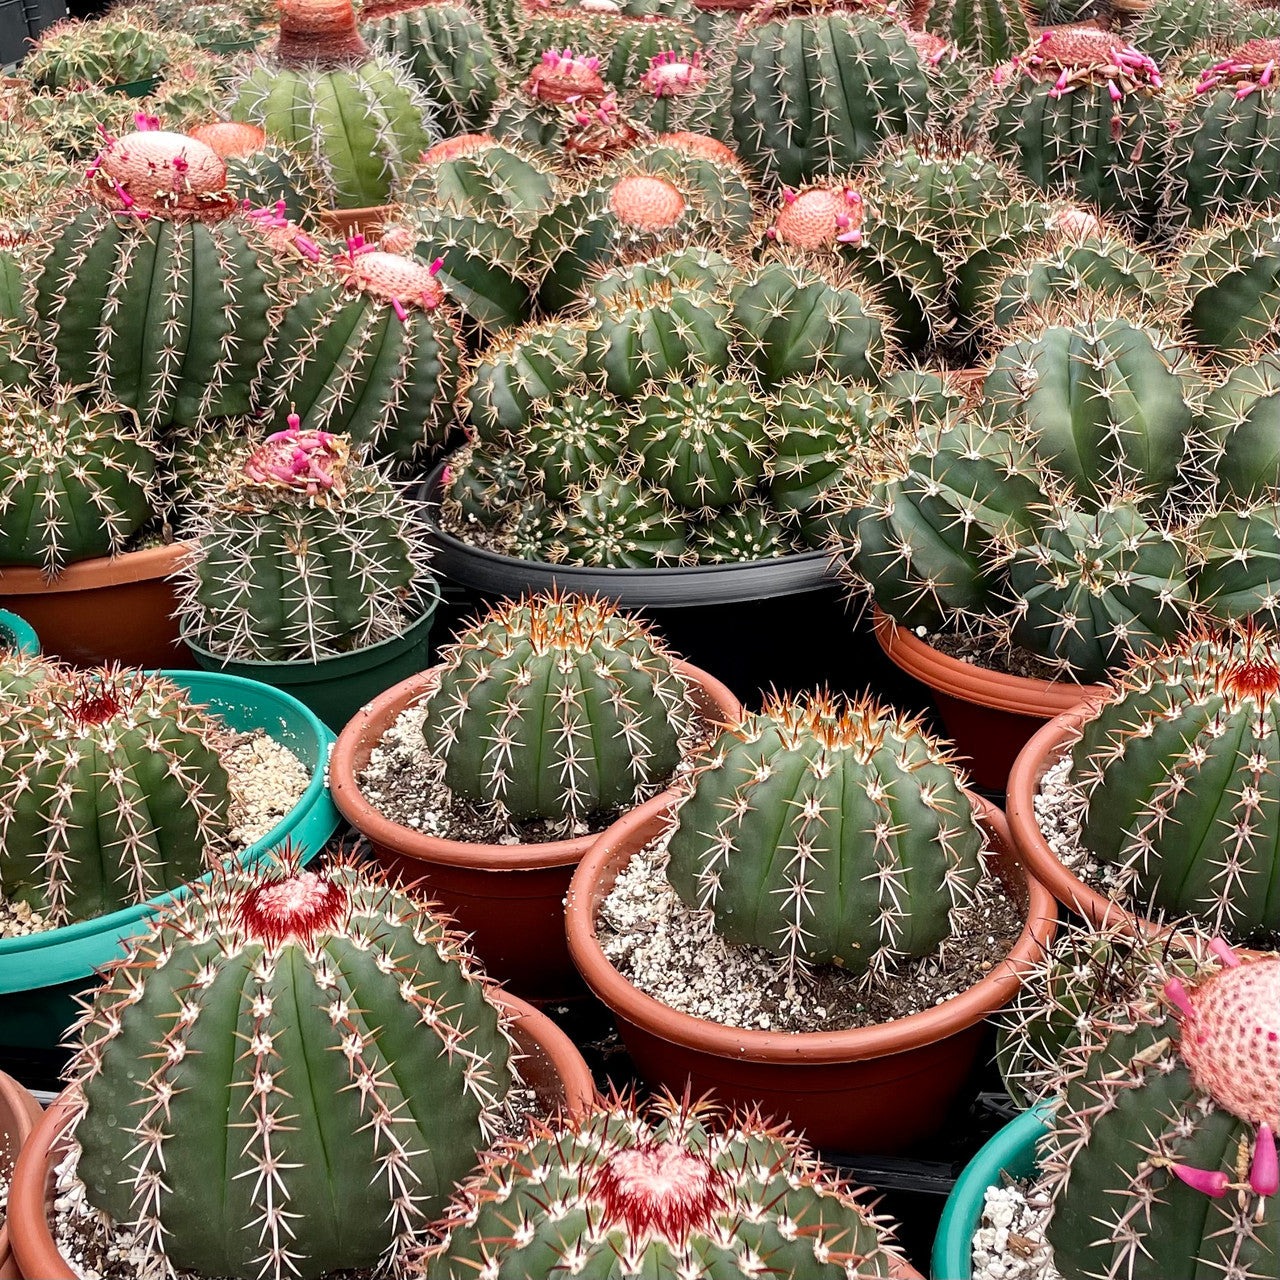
[276,0,370,67]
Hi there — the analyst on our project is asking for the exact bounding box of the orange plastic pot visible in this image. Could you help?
[566,793,1058,1153]
[0,1072,42,1280]
[7,992,595,1280]
[873,609,1104,792]
[0,542,193,668]
[331,661,741,1002]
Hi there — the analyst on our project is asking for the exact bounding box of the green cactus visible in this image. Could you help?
[442,441,526,527]
[1038,945,1279,1280]
[728,0,933,186]
[361,0,503,136]
[421,593,697,823]
[977,26,1170,233]
[906,0,1031,67]
[69,850,516,1280]
[626,50,723,138]
[422,1093,909,1279]
[177,424,431,662]
[877,364,971,426]
[0,667,231,926]
[224,141,325,227]
[21,86,143,162]
[1175,208,1280,364]
[666,690,984,981]
[0,389,157,573]
[0,650,57,703]
[256,243,465,464]
[158,419,257,534]
[1200,348,1280,501]
[981,306,1204,509]
[230,0,436,209]
[587,241,743,302]
[1130,0,1275,66]
[31,129,278,430]
[545,473,690,567]
[1192,498,1280,626]
[22,13,180,92]
[523,391,628,502]
[692,504,799,562]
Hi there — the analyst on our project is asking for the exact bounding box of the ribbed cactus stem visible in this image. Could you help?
[276,0,370,68]
[1194,38,1278,99]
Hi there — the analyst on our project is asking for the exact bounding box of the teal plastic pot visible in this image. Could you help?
[183,583,440,732]
[931,1103,1054,1280]
[0,608,39,657]
[0,670,339,1032]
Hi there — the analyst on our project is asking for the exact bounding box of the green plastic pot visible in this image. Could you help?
[182,583,441,732]
[0,608,38,657]
[0,669,339,1016]
[113,76,162,98]
[931,1103,1054,1280]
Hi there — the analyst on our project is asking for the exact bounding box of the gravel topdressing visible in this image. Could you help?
[972,1179,1060,1280]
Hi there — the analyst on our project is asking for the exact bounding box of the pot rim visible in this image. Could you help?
[0,539,193,595]
[565,792,1059,1065]
[330,659,742,872]
[7,991,595,1280]
[0,1071,44,1279]
[1005,702,1168,940]
[872,608,1105,719]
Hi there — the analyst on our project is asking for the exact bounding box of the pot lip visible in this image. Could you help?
[7,990,596,1280]
[0,608,39,656]
[0,1071,45,1278]
[0,540,194,595]
[566,793,1059,1065]
[178,578,442,675]
[330,659,743,872]
[872,608,1106,719]
[1005,701,1169,940]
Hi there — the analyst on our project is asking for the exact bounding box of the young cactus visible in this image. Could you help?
[420,593,698,826]
[0,388,157,574]
[178,423,431,662]
[22,13,179,92]
[1068,624,1280,939]
[666,690,985,983]
[417,1092,909,1279]
[0,667,231,925]
[1037,942,1279,1280]
[68,849,517,1280]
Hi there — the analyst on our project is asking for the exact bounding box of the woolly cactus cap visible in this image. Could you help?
[334,238,447,311]
[419,132,501,165]
[769,184,865,248]
[1194,37,1280,98]
[1002,26,1164,95]
[525,46,608,104]
[241,422,349,495]
[187,120,270,159]
[654,132,742,167]
[89,126,235,219]
[275,0,370,67]
[608,173,687,231]
[418,1092,909,1279]
[639,50,711,98]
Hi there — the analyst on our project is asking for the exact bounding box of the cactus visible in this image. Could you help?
[1130,0,1277,67]
[177,423,431,662]
[69,849,517,1280]
[878,363,972,425]
[666,690,984,982]
[1192,497,1280,626]
[0,667,231,926]
[0,389,157,573]
[544,473,690,567]
[22,13,181,92]
[421,592,697,824]
[1175,207,1280,364]
[0,650,57,703]
[22,86,145,162]
[189,122,326,226]
[907,0,1031,68]
[230,0,436,210]
[361,0,503,136]
[419,1092,908,1280]
[728,0,933,187]
[692,504,799,562]
[32,127,278,430]
[523,391,628,501]
[1037,943,1279,1280]
[256,241,465,463]
[628,49,722,137]
[442,441,526,527]
[1200,347,1280,501]
[1069,624,1279,937]
[1162,39,1280,234]
[977,27,1170,233]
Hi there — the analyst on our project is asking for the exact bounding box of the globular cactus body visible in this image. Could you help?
[908,0,1031,67]
[1201,349,1280,501]
[545,475,689,568]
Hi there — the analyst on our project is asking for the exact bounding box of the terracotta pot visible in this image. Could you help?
[331,661,742,1001]
[0,542,193,668]
[7,992,595,1280]
[0,1072,43,1280]
[1006,699,1167,939]
[566,793,1058,1153]
[873,609,1104,792]
[318,205,396,239]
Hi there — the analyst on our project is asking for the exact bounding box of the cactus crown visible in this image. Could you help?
[419,1091,908,1279]
[89,125,237,219]
[275,0,371,67]
[526,45,608,103]
[1194,37,1280,97]
[1004,27,1164,96]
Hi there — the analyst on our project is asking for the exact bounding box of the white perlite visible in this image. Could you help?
[1033,755,1134,900]
[971,1182,1060,1280]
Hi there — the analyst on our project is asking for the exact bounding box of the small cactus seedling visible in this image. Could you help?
[420,592,698,826]
[418,1092,909,1279]
[69,849,517,1280]
[666,690,985,983]
[178,422,431,662]
[523,391,628,502]
[1038,942,1279,1280]
[0,667,231,925]
[1070,624,1280,939]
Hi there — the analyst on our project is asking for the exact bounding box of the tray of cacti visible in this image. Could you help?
[565,688,1059,1154]
[330,591,741,1002]
[0,656,339,1025]
[934,928,1278,1280]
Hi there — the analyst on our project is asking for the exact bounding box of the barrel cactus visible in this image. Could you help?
[32,126,279,429]
[22,13,178,92]
[68,850,517,1280]
[189,122,325,226]
[1192,497,1280,627]
[1038,943,1279,1280]
[693,504,800,562]
[419,1092,909,1279]
[1201,347,1280,501]
[542,474,690,567]
[420,593,698,825]
[907,0,1031,67]
[230,0,436,210]
[0,667,231,925]
[523,391,628,501]
[0,389,157,573]
[177,422,431,662]
[1130,0,1276,67]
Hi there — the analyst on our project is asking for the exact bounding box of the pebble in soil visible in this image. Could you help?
[972,1179,1060,1280]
